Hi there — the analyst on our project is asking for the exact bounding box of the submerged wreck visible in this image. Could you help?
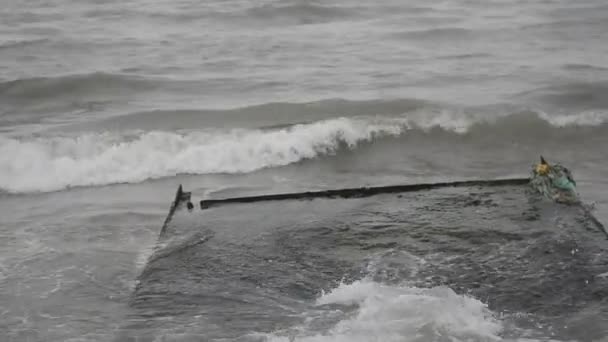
[159,156,605,238]
[121,157,608,341]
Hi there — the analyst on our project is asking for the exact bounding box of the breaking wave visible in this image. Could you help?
[0,117,404,193]
[1,110,607,193]
[260,279,503,342]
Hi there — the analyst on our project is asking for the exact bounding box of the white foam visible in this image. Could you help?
[263,279,503,342]
[538,110,608,127]
[1,110,606,193]
[408,108,475,134]
[0,117,407,193]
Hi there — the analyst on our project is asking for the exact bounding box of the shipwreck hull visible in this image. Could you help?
[118,180,608,341]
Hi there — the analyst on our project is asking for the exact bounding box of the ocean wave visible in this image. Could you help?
[260,279,503,342]
[247,1,355,24]
[85,98,431,131]
[0,38,49,50]
[0,72,156,101]
[562,63,608,72]
[0,117,405,193]
[516,81,608,110]
[1,111,606,193]
[395,27,475,40]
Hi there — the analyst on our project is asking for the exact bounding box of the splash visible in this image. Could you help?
[262,279,503,342]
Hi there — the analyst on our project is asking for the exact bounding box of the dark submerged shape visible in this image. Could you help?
[121,173,608,341]
[199,178,531,210]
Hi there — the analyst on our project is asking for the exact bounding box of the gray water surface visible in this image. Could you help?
[1,0,607,341]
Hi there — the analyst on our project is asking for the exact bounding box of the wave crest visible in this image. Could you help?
[2,110,606,193]
[0,118,405,193]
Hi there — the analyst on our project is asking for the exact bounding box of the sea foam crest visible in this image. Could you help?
[1,110,606,194]
[0,117,406,193]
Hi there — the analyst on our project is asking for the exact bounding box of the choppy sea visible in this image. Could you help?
[1,0,607,341]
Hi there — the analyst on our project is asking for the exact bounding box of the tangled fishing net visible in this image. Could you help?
[530,158,579,204]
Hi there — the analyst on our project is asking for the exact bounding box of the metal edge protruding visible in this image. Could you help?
[199,177,531,210]
[159,184,192,238]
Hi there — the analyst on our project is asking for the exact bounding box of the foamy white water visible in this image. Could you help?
[2,111,606,193]
[0,117,406,193]
[263,279,503,342]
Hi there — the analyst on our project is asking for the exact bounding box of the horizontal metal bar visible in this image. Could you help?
[199,177,530,210]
